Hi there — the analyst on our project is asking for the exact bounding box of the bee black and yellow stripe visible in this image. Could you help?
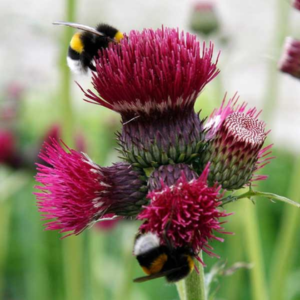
[67,24,124,75]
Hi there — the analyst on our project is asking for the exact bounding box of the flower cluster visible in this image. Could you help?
[35,27,272,259]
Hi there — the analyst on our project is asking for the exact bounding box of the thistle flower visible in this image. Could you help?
[293,0,300,10]
[190,2,220,36]
[278,37,300,79]
[138,163,230,257]
[200,95,273,189]
[0,129,18,166]
[81,27,219,168]
[84,27,219,117]
[35,139,147,236]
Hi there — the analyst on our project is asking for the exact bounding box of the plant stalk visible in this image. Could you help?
[270,156,300,300]
[59,0,76,145]
[243,197,269,300]
[59,1,84,300]
[183,252,206,300]
[176,280,186,300]
[262,0,290,121]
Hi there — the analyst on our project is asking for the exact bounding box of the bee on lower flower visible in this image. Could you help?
[133,232,195,283]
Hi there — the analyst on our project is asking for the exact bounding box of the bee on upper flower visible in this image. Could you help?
[54,21,124,74]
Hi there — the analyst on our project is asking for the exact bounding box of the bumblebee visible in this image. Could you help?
[53,21,124,74]
[133,232,195,283]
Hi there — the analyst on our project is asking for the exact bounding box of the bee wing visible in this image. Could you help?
[53,21,106,37]
[133,266,183,283]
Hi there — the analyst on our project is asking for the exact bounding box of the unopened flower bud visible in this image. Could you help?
[200,96,273,189]
[190,3,220,36]
[278,37,300,79]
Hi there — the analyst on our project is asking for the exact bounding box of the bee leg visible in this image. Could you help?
[88,64,96,71]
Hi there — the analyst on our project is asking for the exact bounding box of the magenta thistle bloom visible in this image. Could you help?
[35,139,147,236]
[83,27,219,117]
[81,27,219,168]
[0,129,17,166]
[200,95,273,189]
[138,163,230,257]
[293,0,300,10]
[278,37,300,79]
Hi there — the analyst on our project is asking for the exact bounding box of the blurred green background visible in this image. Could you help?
[1,0,300,299]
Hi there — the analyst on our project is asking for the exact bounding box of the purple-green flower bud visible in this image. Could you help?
[189,3,220,36]
[199,96,273,190]
[148,163,198,191]
[118,110,206,168]
[278,37,300,79]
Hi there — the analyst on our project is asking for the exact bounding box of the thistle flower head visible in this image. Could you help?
[138,163,230,256]
[190,2,220,36]
[83,27,219,118]
[278,37,300,79]
[35,139,147,237]
[293,0,300,10]
[0,129,17,165]
[200,95,273,189]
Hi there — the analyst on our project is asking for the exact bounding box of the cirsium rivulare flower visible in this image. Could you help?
[293,0,300,10]
[35,139,147,236]
[138,163,231,258]
[199,95,273,189]
[83,27,219,117]
[190,2,220,36]
[278,37,300,79]
[0,129,18,167]
[81,27,219,168]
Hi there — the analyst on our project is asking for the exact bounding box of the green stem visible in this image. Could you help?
[89,231,106,300]
[184,252,206,300]
[59,2,83,300]
[262,0,290,121]
[221,188,300,207]
[114,224,137,300]
[176,280,186,300]
[0,170,28,296]
[223,201,246,300]
[270,157,300,300]
[59,0,76,145]
[63,236,84,300]
[243,198,269,300]
[0,200,11,297]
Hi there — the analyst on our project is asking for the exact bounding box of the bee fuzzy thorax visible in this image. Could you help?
[64,22,123,75]
[134,232,160,256]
